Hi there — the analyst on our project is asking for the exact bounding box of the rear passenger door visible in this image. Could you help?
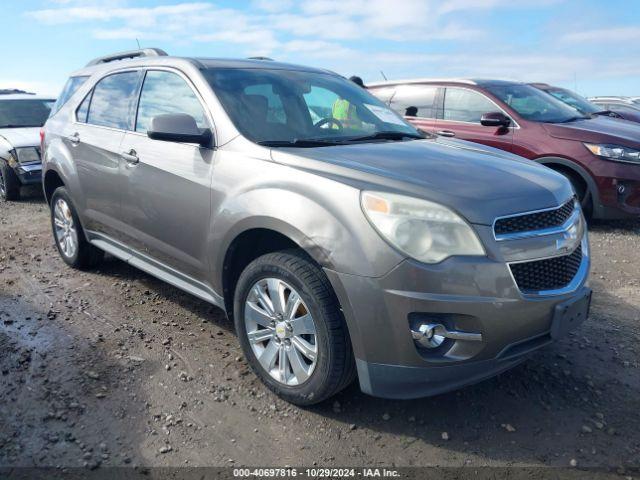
[119,69,215,283]
[441,87,514,152]
[67,70,141,240]
[389,84,441,134]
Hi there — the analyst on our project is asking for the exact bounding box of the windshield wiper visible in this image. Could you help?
[257,138,345,148]
[341,131,425,142]
[0,124,42,128]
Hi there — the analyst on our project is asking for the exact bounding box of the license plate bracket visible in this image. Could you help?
[551,289,592,339]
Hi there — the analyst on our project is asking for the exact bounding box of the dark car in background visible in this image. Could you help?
[0,93,55,200]
[587,96,640,124]
[368,79,640,220]
[530,83,625,120]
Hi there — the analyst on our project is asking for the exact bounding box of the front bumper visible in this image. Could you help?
[325,251,590,399]
[583,153,640,218]
[15,163,42,185]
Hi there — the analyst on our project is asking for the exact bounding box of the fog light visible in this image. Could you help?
[411,323,483,349]
[411,324,445,349]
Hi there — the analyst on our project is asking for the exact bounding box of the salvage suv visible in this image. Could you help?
[42,49,591,405]
[0,92,55,200]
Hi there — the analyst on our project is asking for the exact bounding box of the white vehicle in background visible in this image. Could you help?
[0,92,55,200]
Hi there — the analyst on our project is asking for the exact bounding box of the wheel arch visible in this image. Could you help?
[218,218,331,320]
[535,156,602,214]
[43,168,65,205]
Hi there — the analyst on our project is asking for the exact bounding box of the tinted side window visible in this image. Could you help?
[391,85,439,118]
[50,76,89,116]
[87,71,140,130]
[135,71,208,133]
[443,88,496,123]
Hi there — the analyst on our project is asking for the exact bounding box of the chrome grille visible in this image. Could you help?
[495,200,575,236]
[510,246,583,293]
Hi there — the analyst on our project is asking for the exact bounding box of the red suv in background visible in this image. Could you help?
[368,79,640,220]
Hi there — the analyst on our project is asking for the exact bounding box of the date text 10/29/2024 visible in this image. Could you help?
[233,468,401,478]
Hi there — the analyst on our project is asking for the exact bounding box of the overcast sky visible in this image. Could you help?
[1,0,639,97]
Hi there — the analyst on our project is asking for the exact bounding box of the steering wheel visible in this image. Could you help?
[314,118,343,130]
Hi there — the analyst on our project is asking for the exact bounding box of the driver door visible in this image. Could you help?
[440,87,514,152]
[119,69,215,284]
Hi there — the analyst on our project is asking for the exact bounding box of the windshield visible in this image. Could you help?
[545,88,600,115]
[0,99,55,128]
[203,68,420,145]
[486,84,589,123]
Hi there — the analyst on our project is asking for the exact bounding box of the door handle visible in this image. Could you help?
[121,149,139,165]
[67,132,80,145]
[436,130,456,137]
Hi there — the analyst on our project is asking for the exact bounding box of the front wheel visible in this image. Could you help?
[0,162,21,201]
[50,187,104,269]
[234,250,355,405]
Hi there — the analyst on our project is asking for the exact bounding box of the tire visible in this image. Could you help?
[234,250,355,405]
[0,162,21,201]
[50,187,104,269]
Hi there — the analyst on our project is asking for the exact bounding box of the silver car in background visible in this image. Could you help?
[0,93,55,200]
[42,49,591,405]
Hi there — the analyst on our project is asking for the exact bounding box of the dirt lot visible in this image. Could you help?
[1,187,639,475]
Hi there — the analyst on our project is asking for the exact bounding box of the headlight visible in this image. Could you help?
[584,143,640,164]
[13,147,41,165]
[361,191,485,264]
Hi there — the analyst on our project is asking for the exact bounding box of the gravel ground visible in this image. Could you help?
[1,187,639,475]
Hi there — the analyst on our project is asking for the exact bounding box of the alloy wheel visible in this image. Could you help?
[244,278,318,386]
[0,170,6,197]
[53,198,78,258]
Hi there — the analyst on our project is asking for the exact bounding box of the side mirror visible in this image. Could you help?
[147,113,212,147]
[480,111,511,128]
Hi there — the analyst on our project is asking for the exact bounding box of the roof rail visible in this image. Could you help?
[85,48,168,67]
[247,56,274,61]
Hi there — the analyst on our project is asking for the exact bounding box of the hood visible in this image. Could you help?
[0,127,41,148]
[543,116,640,147]
[271,137,573,225]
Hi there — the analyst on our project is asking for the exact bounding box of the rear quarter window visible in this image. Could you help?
[50,76,89,116]
[391,85,439,118]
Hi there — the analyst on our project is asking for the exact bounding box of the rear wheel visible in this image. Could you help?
[234,250,355,405]
[0,163,21,201]
[50,187,104,269]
